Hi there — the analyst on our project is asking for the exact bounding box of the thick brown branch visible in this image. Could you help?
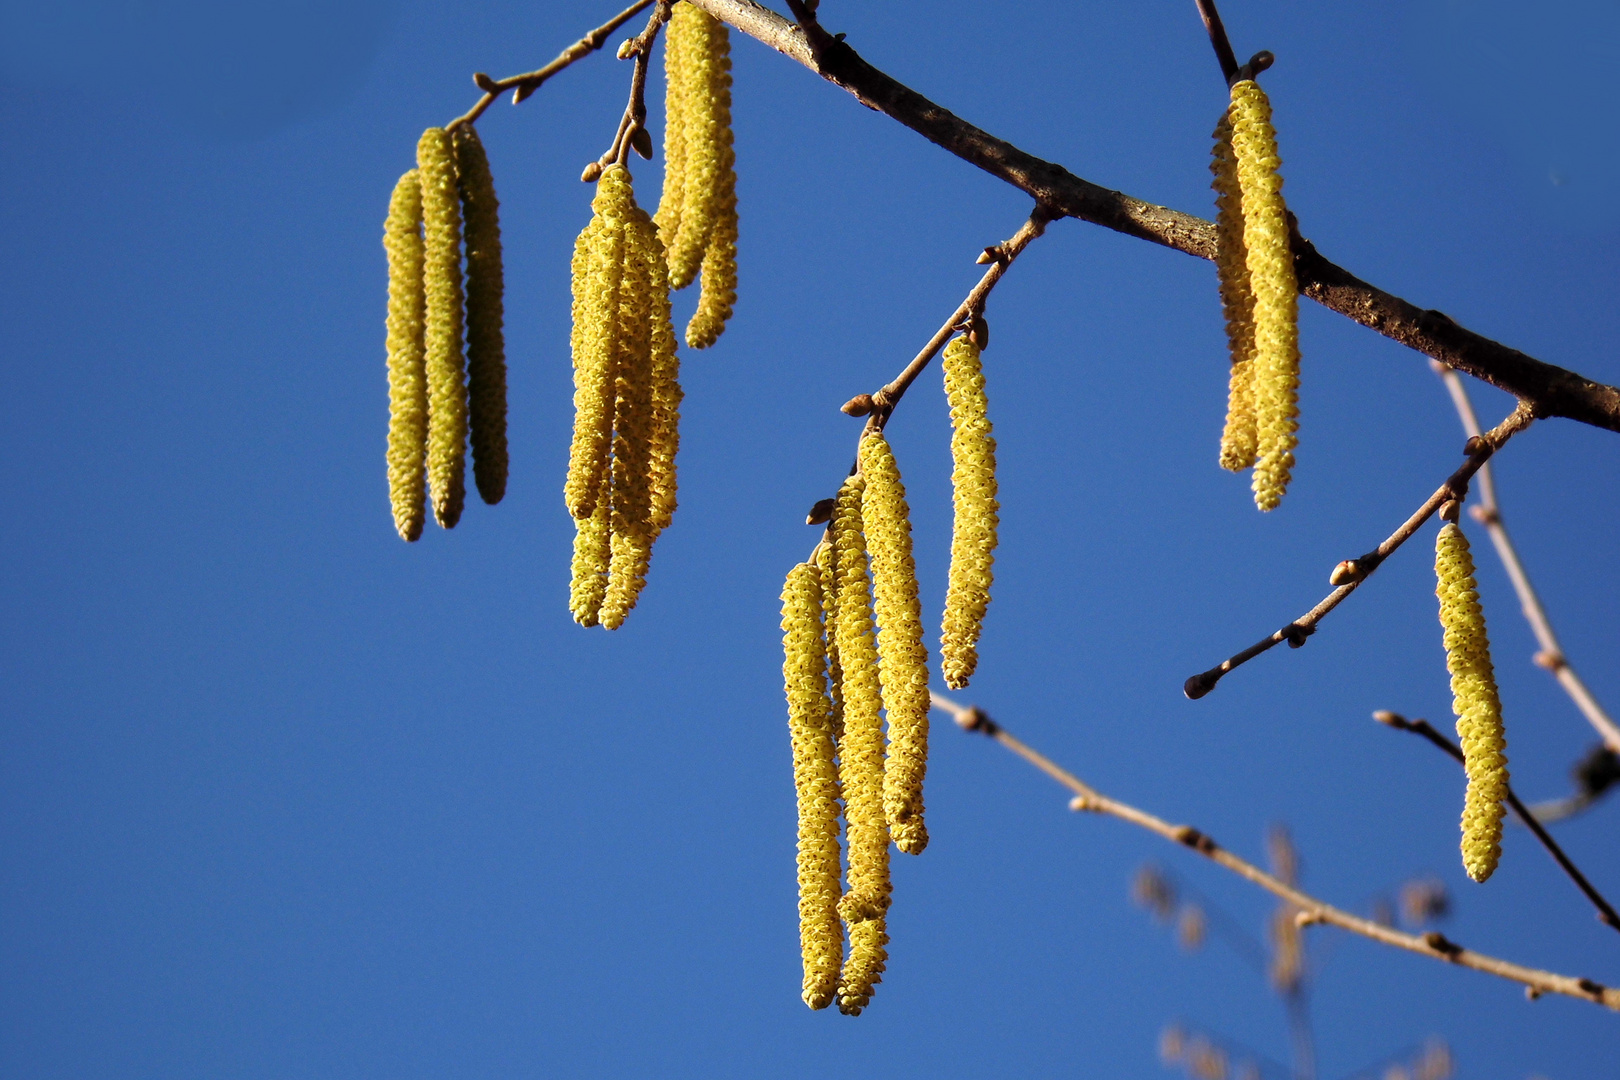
[684,0,1620,433]
[932,692,1620,1013]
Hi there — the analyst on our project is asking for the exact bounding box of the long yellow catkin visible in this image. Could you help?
[454,126,509,507]
[417,127,468,529]
[830,476,891,1016]
[782,561,843,1010]
[859,433,930,856]
[1229,80,1299,512]
[654,0,692,246]
[565,170,630,521]
[1211,112,1258,472]
[647,219,683,539]
[570,470,612,626]
[1436,521,1509,883]
[940,335,999,690]
[384,169,427,543]
[815,542,845,746]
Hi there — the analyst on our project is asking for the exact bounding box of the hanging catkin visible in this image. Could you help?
[1228,80,1299,511]
[384,169,428,543]
[830,476,891,1016]
[453,126,509,507]
[782,561,843,1011]
[417,127,469,529]
[647,224,683,539]
[940,335,999,690]
[1435,520,1509,883]
[815,541,845,746]
[859,432,930,856]
[655,1,692,245]
[570,471,612,627]
[1211,112,1258,472]
[566,172,630,521]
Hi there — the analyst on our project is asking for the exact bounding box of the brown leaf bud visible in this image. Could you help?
[1439,499,1461,523]
[841,393,874,417]
[805,497,835,526]
[629,126,654,160]
[1463,435,1487,456]
[975,246,999,265]
[1533,650,1567,672]
[967,315,989,351]
[473,72,499,93]
[1330,560,1358,586]
[616,38,636,59]
[580,161,604,183]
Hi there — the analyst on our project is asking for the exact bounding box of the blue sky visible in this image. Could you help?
[1,1,1617,1077]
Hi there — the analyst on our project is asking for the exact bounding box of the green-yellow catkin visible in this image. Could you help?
[1436,521,1509,883]
[830,476,891,1015]
[686,175,736,350]
[646,218,683,540]
[1229,80,1299,512]
[859,433,930,856]
[1211,112,1258,473]
[384,169,427,543]
[417,127,468,529]
[782,561,843,1010]
[570,470,612,626]
[454,126,509,507]
[815,542,845,746]
[654,0,691,245]
[940,335,999,690]
[565,169,630,521]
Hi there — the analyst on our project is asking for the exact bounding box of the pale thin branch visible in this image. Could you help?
[683,0,1620,433]
[1183,402,1535,699]
[931,691,1620,1013]
[1373,711,1620,934]
[1433,362,1620,754]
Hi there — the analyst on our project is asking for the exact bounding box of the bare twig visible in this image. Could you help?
[1192,0,1241,85]
[683,0,1620,433]
[1433,363,1620,754]
[1183,403,1535,699]
[445,0,656,132]
[931,691,1620,1012]
[1373,711,1620,934]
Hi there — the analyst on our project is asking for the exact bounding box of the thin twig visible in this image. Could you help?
[444,0,656,132]
[683,0,1620,433]
[1433,363,1620,754]
[1192,0,1241,84]
[1183,402,1535,699]
[1373,711,1620,933]
[931,691,1620,1012]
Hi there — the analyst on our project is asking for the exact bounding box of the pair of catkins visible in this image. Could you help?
[384,126,508,541]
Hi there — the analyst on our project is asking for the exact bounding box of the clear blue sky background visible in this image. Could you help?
[2,1,1617,1077]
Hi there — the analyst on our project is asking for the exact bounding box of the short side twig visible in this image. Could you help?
[1373,711,1620,934]
[933,691,1620,1012]
[1184,402,1535,699]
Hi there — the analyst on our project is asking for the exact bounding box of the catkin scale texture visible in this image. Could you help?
[859,433,930,856]
[1229,80,1299,511]
[384,169,428,542]
[1211,113,1258,473]
[569,471,612,626]
[645,217,682,539]
[782,563,844,1010]
[454,126,509,506]
[565,172,630,521]
[417,127,469,529]
[940,336,999,690]
[654,2,691,246]
[1435,522,1509,882]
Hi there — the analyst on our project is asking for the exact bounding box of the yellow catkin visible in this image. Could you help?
[417,127,468,529]
[686,174,737,350]
[454,126,509,507]
[1211,112,1258,472]
[384,169,427,543]
[646,217,683,539]
[782,561,843,1010]
[815,542,845,746]
[1229,80,1299,511]
[940,336,999,690]
[1436,522,1509,882]
[830,476,891,1015]
[565,170,631,521]
[654,1,691,246]
[570,470,612,626]
[859,433,930,856]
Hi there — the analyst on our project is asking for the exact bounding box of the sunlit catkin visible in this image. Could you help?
[646,218,683,539]
[565,170,630,520]
[417,127,468,528]
[859,433,930,856]
[453,126,508,506]
[940,335,999,690]
[830,477,891,1015]
[782,562,843,1010]
[384,169,427,543]
[1435,521,1509,882]
[570,472,612,627]
[654,1,691,245]
[1211,112,1258,472]
[815,541,845,745]
[1229,80,1299,511]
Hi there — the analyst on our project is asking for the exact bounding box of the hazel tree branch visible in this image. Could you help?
[931,691,1620,1013]
[682,0,1620,434]
[1184,403,1534,699]
[1373,711,1620,934]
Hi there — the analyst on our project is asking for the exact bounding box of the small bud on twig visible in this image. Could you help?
[629,126,654,160]
[1330,560,1357,586]
[616,38,637,59]
[976,246,1001,265]
[841,393,874,417]
[1533,650,1568,672]
[805,498,835,526]
[967,315,990,351]
[473,72,500,93]
[1439,499,1461,523]
[580,161,604,183]
[1463,435,1487,456]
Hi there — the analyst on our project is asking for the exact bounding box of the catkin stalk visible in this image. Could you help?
[1211,112,1258,472]
[782,561,843,1010]
[566,171,631,521]
[417,127,468,529]
[384,169,428,542]
[940,335,999,690]
[454,126,509,506]
[859,432,930,856]
[1436,521,1509,882]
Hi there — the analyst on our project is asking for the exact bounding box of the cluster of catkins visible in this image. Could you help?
[1434,512,1509,882]
[1211,78,1299,511]
[780,330,1001,1014]
[384,126,508,540]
